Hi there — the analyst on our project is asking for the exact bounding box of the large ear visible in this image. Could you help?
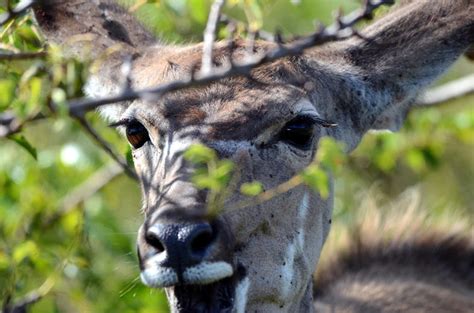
[33,0,157,120]
[34,0,155,58]
[330,0,473,135]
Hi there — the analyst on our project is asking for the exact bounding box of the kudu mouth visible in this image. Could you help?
[138,216,243,312]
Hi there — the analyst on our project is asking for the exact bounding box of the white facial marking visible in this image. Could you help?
[280,192,310,301]
[167,137,194,159]
[233,277,250,313]
[281,242,296,300]
[210,140,252,156]
[182,261,234,285]
[296,192,310,249]
[85,75,125,122]
[140,267,178,288]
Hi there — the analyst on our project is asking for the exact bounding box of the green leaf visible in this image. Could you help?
[13,240,39,264]
[301,165,329,198]
[183,144,217,164]
[52,88,68,116]
[0,252,10,270]
[242,0,263,31]
[188,0,209,24]
[404,149,426,172]
[0,79,16,110]
[8,134,37,160]
[240,181,263,196]
[27,77,42,109]
[316,137,346,172]
[125,146,134,167]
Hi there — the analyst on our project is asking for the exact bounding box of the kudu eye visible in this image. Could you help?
[126,121,150,149]
[279,116,316,149]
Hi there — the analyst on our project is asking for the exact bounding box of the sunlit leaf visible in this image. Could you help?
[183,144,217,164]
[301,165,329,199]
[0,79,15,110]
[13,240,39,264]
[8,134,37,160]
[240,181,263,196]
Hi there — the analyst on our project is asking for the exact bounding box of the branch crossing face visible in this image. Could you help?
[32,0,474,312]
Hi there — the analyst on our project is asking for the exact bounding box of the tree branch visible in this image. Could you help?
[2,277,54,313]
[416,74,474,107]
[201,0,226,75]
[74,115,137,180]
[0,0,36,27]
[0,111,46,137]
[64,0,394,115]
[44,162,124,226]
[0,51,47,61]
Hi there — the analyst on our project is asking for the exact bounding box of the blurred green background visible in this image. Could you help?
[1,0,473,312]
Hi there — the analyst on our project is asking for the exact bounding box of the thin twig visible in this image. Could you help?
[2,277,54,313]
[219,14,275,42]
[228,175,304,212]
[415,74,474,107]
[201,0,226,75]
[44,162,124,226]
[0,111,45,137]
[74,115,137,180]
[64,0,394,116]
[0,51,47,60]
[0,0,36,27]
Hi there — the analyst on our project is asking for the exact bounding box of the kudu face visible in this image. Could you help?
[123,46,334,311]
[34,0,473,312]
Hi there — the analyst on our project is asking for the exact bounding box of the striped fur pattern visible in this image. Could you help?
[33,1,474,312]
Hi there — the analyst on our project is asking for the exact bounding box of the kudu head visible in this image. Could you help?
[34,0,473,312]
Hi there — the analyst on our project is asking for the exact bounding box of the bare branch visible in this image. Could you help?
[0,0,36,27]
[2,277,54,313]
[65,0,394,116]
[74,115,137,180]
[201,0,226,75]
[416,74,474,107]
[44,162,123,226]
[0,111,45,137]
[219,14,275,42]
[0,51,47,61]
[0,0,393,185]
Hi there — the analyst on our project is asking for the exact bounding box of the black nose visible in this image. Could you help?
[144,223,215,268]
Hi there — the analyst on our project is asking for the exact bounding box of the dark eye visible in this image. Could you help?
[279,116,316,149]
[126,121,150,149]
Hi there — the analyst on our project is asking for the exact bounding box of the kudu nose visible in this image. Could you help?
[145,223,215,268]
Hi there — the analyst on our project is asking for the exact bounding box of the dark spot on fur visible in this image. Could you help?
[102,19,133,46]
[34,7,57,31]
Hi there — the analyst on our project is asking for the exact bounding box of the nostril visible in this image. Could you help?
[145,230,165,253]
[190,227,214,256]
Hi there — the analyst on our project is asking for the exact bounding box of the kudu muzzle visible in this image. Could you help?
[137,141,235,287]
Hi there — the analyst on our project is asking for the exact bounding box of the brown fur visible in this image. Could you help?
[314,194,474,312]
[33,1,474,312]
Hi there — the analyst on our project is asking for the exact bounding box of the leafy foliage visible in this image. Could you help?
[0,1,473,312]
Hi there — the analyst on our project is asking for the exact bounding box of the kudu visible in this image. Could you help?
[34,0,473,312]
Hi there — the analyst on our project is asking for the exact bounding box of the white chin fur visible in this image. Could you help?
[140,267,178,288]
[233,277,250,313]
[140,261,233,288]
[183,261,234,285]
